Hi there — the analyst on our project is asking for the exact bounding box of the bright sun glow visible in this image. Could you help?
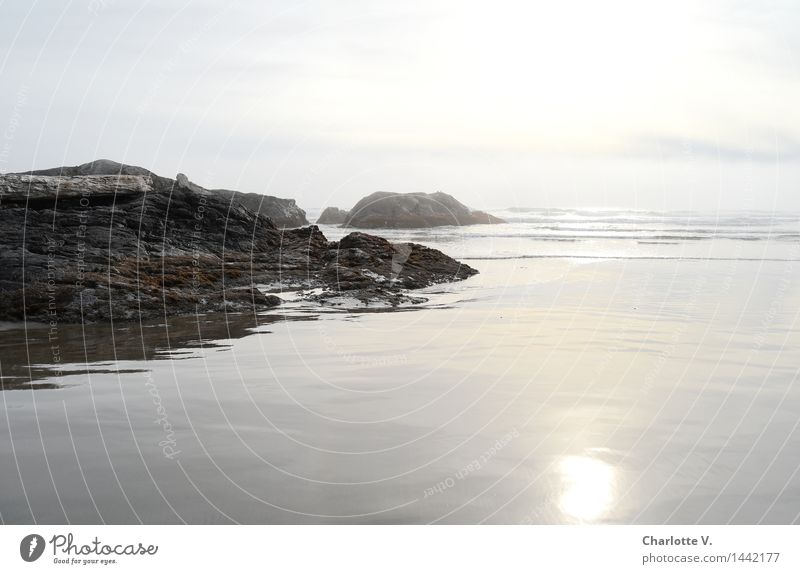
[405,0,707,152]
[312,0,788,159]
[558,455,616,522]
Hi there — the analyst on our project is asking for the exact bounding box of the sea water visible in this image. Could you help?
[1,208,798,523]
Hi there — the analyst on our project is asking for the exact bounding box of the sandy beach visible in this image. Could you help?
[2,210,798,524]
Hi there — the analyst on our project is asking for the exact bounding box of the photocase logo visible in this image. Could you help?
[20,534,46,562]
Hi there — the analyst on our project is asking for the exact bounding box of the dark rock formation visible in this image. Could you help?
[345,191,505,229]
[213,188,308,228]
[20,159,309,228]
[325,232,474,290]
[1,173,154,202]
[21,158,154,178]
[0,166,477,323]
[316,206,349,225]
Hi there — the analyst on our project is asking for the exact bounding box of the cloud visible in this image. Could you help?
[1,0,799,209]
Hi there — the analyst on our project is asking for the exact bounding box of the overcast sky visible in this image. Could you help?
[1,0,798,211]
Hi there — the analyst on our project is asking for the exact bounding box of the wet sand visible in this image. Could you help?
[1,250,798,523]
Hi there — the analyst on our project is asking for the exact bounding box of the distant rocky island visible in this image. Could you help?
[0,160,477,323]
[316,206,349,225]
[317,191,505,229]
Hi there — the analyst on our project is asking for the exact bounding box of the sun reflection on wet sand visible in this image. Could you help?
[559,454,616,522]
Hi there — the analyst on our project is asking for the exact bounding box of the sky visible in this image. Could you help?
[0,0,798,211]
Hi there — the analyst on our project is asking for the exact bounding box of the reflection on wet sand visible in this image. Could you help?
[0,312,313,390]
[559,453,616,522]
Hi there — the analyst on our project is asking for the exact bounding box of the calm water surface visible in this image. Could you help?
[1,209,799,523]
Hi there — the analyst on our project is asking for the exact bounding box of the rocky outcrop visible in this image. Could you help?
[1,173,154,202]
[213,188,308,228]
[0,165,477,323]
[316,206,349,225]
[21,158,154,178]
[324,232,474,291]
[345,191,504,228]
[19,159,309,228]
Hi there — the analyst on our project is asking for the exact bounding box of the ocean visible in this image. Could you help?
[1,208,799,524]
